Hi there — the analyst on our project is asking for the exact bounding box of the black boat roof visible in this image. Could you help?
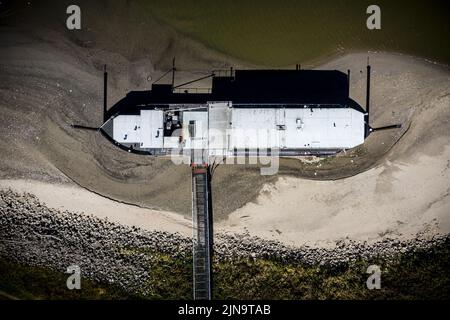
[106,69,363,118]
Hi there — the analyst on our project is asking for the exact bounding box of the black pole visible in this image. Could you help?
[171,57,176,89]
[71,124,99,131]
[371,124,402,132]
[347,69,351,96]
[365,64,371,138]
[103,65,107,123]
[173,73,215,89]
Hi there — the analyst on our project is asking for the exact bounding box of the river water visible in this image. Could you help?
[147,0,449,66]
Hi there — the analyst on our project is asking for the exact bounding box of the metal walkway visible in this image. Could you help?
[191,165,213,300]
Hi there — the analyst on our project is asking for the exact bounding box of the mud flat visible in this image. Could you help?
[0,49,449,246]
[0,30,448,220]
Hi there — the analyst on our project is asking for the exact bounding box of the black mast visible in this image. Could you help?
[347,69,351,97]
[365,62,371,138]
[103,65,108,123]
[171,57,176,89]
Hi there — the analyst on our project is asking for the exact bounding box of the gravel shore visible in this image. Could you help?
[1,189,447,295]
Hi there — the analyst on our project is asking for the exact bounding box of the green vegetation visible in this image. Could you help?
[0,259,139,300]
[1,239,449,299]
[141,0,449,66]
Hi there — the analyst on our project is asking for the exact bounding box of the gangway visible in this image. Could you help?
[191,157,213,300]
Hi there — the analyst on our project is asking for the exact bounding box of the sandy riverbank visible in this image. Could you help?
[220,146,450,247]
[0,179,191,236]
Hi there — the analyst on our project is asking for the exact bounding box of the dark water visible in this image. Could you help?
[146,0,450,66]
